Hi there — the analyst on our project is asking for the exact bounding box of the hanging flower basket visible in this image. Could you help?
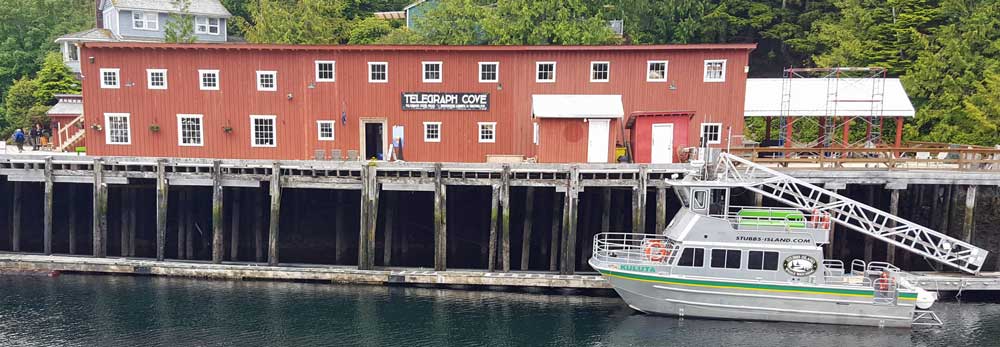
[90,123,103,131]
[149,124,161,132]
[222,125,233,134]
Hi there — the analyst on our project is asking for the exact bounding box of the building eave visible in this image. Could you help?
[81,42,759,52]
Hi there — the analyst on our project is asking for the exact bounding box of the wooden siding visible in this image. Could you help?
[81,44,752,162]
[629,115,692,163]
[537,118,621,163]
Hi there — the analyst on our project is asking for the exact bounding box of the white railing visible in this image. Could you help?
[591,232,680,272]
[56,114,85,151]
[722,205,832,233]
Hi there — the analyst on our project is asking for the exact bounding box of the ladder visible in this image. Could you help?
[714,152,989,274]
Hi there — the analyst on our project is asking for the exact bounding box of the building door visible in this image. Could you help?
[587,119,610,163]
[361,119,386,160]
[650,123,674,163]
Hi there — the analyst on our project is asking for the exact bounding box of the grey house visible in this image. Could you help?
[56,0,232,73]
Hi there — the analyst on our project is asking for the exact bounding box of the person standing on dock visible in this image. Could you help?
[30,124,43,151]
[11,128,25,152]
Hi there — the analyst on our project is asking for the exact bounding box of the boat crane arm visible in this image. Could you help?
[713,152,989,275]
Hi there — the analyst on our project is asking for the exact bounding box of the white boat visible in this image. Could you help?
[589,153,989,328]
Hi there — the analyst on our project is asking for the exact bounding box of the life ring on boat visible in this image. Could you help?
[811,209,831,229]
[644,240,670,262]
[878,271,890,291]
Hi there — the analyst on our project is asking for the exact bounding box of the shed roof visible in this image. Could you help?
[744,78,915,117]
[105,0,232,17]
[81,42,757,52]
[55,28,117,43]
[532,95,624,119]
[47,95,83,116]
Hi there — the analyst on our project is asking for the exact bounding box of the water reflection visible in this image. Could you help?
[0,275,995,347]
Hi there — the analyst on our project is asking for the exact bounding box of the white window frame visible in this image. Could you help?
[368,62,388,83]
[317,120,335,141]
[199,69,220,91]
[700,123,722,145]
[195,16,221,35]
[176,114,204,147]
[590,61,610,82]
[423,122,441,143]
[100,68,120,89]
[646,60,668,82]
[315,60,336,82]
[478,122,496,143]
[250,115,277,148]
[146,69,167,90]
[256,70,277,91]
[132,11,158,31]
[103,113,131,145]
[478,62,499,83]
[422,61,442,83]
[535,62,556,83]
[703,59,727,83]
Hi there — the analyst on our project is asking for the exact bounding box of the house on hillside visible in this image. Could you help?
[56,0,233,74]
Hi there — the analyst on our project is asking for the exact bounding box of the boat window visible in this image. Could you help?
[676,247,705,267]
[709,188,727,215]
[710,249,742,269]
[748,251,779,271]
[693,190,708,210]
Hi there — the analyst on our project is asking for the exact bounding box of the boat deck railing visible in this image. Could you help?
[591,233,681,272]
[709,206,832,243]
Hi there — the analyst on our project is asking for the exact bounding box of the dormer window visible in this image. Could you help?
[196,17,221,35]
[132,11,159,31]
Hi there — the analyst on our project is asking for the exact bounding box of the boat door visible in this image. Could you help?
[650,123,674,163]
[690,188,710,215]
[587,119,610,163]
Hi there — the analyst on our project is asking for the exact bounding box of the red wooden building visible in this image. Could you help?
[80,42,754,163]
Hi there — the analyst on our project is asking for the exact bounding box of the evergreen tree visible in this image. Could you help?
[348,17,395,44]
[235,0,351,44]
[3,77,41,135]
[165,0,198,43]
[33,52,80,105]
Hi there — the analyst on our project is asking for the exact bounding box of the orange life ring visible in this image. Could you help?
[811,209,831,229]
[878,271,890,291]
[644,240,670,262]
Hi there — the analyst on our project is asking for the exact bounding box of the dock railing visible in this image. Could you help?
[728,146,1000,171]
[591,232,680,273]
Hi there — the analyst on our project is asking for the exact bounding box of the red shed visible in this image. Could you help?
[627,111,694,164]
[79,43,754,163]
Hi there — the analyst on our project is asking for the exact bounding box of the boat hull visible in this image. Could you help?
[594,263,916,328]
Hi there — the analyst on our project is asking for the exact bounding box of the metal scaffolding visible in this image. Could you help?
[778,67,888,148]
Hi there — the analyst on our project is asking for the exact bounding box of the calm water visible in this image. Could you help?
[1,274,998,347]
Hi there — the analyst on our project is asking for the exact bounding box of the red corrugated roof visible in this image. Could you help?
[81,42,758,52]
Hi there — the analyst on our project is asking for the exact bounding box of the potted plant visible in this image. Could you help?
[90,123,103,131]
[149,124,161,133]
[222,125,233,134]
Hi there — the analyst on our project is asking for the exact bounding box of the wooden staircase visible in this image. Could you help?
[55,114,85,152]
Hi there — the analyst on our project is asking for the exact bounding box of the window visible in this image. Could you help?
[250,115,277,147]
[478,122,496,143]
[423,122,441,142]
[315,61,335,82]
[177,114,204,146]
[536,62,556,82]
[368,62,387,83]
[748,251,780,271]
[317,120,335,141]
[647,60,668,82]
[195,17,220,35]
[199,70,219,90]
[132,11,158,30]
[65,42,79,61]
[677,247,705,267]
[422,61,442,83]
[710,249,742,269]
[532,122,539,145]
[147,69,167,89]
[479,62,498,83]
[700,123,722,145]
[104,113,131,145]
[100,68,120,89]
[256,71,277,91]
[590,61,609,82]
[704,60,726,82]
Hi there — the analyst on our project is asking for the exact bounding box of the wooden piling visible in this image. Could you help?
[268,162,282,266]
[487,184,499,272]
[68,185,76,255]
[500,165,511,272]
[178,190,187,259]
[864,185,874,263]
[212,161,224,264]
[655,188,667,233]
[43,157,53,255]
[632,166,648,233]
[549,190,561,272]
[156,159,168,261]
[335,190,347,264]
[560,167,580,275]
[359,164,379,270]
[520,187,535,271]
[254,188,265,262]
[433,163,447,271]
[128,188,137,257]
[92,159,107,258]
[887,188,900,264]
[601,188,611,232]
[230,189,241,261]
[963,185,977,242]
[121,188,130,257]
[11,181,21,252]
[383,191,395,266]
[185,191,193,260]
[754,191,763,207]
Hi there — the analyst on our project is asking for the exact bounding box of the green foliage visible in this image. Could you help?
[348,17,395,44]
[483,0,618,45]
[0,0,91,101]
[165,0,198,43]
[3,77,41,135]
[376,27,428,44]
[235,0,352,44]
[412,0,489,45]
[33,52,79,105]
